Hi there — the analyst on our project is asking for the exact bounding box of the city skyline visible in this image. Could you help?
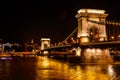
[0,0,120,44]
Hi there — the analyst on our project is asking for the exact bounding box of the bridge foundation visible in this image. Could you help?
[68,47,113,63]
[80,48,113,63]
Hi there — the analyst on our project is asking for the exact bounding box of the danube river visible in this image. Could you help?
[0,56,120,80]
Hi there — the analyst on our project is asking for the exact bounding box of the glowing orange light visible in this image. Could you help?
[78,9,105,14]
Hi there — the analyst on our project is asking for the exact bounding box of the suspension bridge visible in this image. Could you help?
[39,8,120,63]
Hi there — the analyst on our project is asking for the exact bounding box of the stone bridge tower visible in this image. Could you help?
[41,38,50,50]
[75,9,108,43]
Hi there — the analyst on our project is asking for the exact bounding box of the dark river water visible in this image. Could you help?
[0,56,120,80]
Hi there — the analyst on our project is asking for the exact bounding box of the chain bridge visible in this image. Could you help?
[39,8,120,63]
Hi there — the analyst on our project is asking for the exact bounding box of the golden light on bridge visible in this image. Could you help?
[77,9,105,14]
[118,35,120,39]
[111,36,114,40]
[80,37,89,43]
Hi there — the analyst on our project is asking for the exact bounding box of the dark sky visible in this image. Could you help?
[0,0,120,44]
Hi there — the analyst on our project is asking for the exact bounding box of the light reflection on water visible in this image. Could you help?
[0,56,120,80]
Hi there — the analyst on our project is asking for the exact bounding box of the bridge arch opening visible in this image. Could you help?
[41,38,51,50]
[40,38,51,55]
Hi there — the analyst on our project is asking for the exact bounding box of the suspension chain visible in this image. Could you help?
[88,19,120,26]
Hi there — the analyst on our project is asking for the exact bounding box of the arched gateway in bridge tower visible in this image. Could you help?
[75,9,108,43]
[41,38,50,50]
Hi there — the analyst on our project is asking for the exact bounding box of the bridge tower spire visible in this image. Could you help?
[75,9,108,43]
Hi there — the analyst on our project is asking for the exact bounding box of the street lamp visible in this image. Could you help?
[111,36,114,41]
[118,35,120,40]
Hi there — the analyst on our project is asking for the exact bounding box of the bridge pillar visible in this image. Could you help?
[41,38,51,55]
[81,48,113,63]
[75,9,108,43]
[41,38,50,49]
[75,47,81,56]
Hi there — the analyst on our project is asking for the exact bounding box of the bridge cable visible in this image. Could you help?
[58,19,120,46]
[88,19,120,26]
[58,27,78,46]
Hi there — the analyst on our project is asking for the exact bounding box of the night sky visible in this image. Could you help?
[0,0,120,44]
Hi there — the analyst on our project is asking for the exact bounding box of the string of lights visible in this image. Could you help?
[88,19,120,26]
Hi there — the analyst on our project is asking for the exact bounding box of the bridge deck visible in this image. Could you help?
[50,51,74,55]
[80,41,120,48]
[41,41,120,51]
